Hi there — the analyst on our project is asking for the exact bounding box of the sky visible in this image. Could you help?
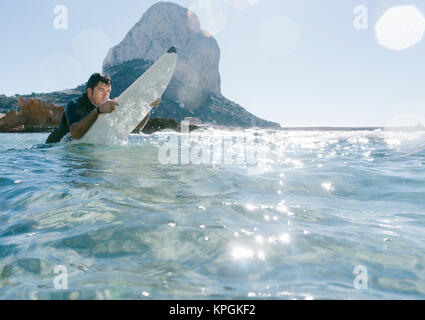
[1,0,425,127]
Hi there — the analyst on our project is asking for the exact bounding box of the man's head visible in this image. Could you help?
[86,73,112,106]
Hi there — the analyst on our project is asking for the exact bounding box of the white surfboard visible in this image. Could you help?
[75,47,178,144]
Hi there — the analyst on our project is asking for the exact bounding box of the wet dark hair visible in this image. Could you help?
[86,73,112,91]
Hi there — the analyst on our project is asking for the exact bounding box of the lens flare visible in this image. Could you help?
[375,6,425,51]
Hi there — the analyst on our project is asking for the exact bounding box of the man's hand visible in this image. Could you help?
[151,97,161,108]
[99,99,119,114]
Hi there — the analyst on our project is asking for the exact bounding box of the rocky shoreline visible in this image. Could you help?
[0,98,199,134]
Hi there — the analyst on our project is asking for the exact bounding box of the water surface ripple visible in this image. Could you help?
[0,129,424,299]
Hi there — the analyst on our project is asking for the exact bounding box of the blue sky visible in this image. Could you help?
[1,0,425,127]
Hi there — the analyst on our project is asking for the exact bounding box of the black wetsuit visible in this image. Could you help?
[46,94,96,144]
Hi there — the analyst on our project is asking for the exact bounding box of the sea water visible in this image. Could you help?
[0,128,425,300]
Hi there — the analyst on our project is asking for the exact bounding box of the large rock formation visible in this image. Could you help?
[103,2,220,111]
[18,98,64,130]
[0,111,24,132]
[0,99,64,132]
[103,1,280,129]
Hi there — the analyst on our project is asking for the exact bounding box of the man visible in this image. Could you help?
[46,73,160,143]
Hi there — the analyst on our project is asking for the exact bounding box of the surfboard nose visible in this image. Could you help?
[167,47,177,54]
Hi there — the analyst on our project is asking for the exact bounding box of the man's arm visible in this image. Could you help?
[69,108,100,140]
[69,100,119,140]
[131,98,161,133]
[69,98,158,140]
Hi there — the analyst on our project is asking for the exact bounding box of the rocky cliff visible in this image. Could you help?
[103,1,280,129]
[0,99,64,133]
[103,2,221,111]
[0,110,24,132]
[19,98,64,130]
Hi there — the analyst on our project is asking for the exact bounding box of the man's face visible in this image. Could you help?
[87,82,111,106]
